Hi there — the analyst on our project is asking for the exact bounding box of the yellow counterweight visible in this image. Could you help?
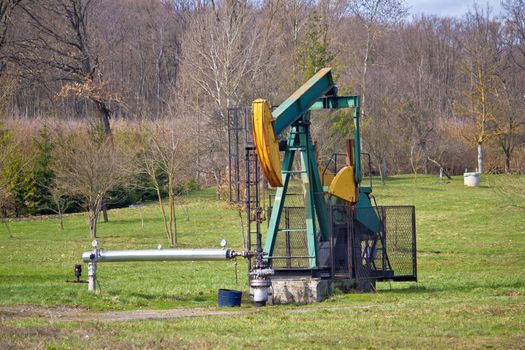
[329,166,357,204]
[252,99,283,187]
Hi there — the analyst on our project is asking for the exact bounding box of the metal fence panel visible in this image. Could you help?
[379,206,417,281]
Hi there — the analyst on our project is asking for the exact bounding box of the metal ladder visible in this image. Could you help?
[227,108,242,203]
[245,145,262,270]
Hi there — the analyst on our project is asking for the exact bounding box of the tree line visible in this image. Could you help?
[0,118,200,244]
[0,0,524,226]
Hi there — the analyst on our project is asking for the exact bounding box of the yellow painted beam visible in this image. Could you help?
[252,99,283,187]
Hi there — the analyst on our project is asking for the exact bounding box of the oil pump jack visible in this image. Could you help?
[82,68,416,306]
[231,67,417,303]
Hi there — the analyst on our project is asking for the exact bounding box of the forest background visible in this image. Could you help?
[0,0,524,242]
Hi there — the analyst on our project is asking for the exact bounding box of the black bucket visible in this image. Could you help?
[218,289,242,307]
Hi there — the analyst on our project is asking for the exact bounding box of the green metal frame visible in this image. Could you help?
[272,68,335,137]
[263,121,328,268]
[264,68,366,269]
[309,96,359,110]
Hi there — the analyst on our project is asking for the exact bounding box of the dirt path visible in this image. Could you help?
[0,304,375,323]
[0,305,259,322]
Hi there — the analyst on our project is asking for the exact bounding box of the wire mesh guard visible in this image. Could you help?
[377,206,417,281]
[266,199,417,281]
[352,205,417,282]
[268,193,310,268]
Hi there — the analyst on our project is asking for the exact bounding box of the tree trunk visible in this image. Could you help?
[94,100,112,137]
[360,25,371,119]
[382,158,388,180]
[477,143,483,173]
[410,142,418,176]
[169,194,177,246]
[102,198,109,222]
[155,186,171,245]
[89,211,97,238]
[378,161,386,185]
[59,213,64,230]
[168,178,177,247]
[89,199,103,238]
[213,171,221,200]
[504,148,511,173]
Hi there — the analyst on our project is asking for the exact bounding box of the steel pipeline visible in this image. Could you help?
[82,248,234,262]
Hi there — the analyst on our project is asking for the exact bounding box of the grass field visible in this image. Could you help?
[1,175,524,349]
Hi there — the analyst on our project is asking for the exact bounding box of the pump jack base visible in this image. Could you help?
[248,268,375,304]
[251,275,375,305]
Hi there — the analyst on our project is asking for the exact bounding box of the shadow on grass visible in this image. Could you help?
[101,217,162,225]
[380,280,525,294]
[370,176,406,183]
[414,186,447,192]
[128,292,158,300]
[463,185,491,189]
[0,273,70,283]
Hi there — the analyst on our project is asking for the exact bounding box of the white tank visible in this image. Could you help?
[464,172,480,187]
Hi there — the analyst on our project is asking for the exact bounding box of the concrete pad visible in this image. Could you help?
[264,278,374,304]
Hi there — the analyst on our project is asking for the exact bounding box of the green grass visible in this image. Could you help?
[1,175,524,349]
[1,189,247,310]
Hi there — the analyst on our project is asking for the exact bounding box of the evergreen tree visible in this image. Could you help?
[31,126,56,214]
[294,18,335,82]
[2,150,34,216]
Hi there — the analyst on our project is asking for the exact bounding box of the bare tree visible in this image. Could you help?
[349,0,407,118]
[361,75,400,184]
[395,17,451,175]
[16,0,114,135]
[494,71,525,172]
[456,6,502,173]
[0,1,23,115]
[347,0,408,182]
[53,131,130,238]
[0,0,523,185]
[178,0,272,194]
[503,0,525,71]
[140,120,192,246]
[275,0,314,82]
[47,182,73,230]
[0,0,23,60]
[179,1,267,123]
[497,0,525,171]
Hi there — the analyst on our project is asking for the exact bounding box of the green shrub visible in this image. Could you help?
[30,126,56,215]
